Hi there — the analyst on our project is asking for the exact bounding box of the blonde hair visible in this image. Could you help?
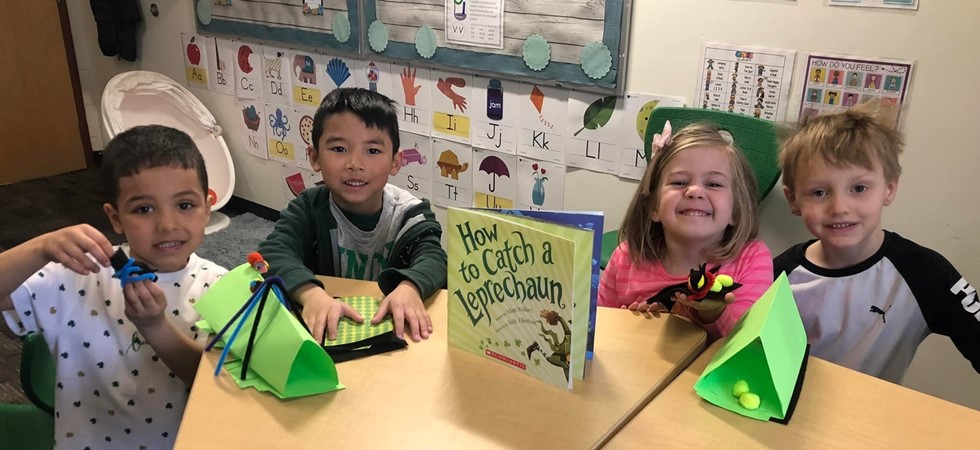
[620,122,760,265]
[780,100,903,192]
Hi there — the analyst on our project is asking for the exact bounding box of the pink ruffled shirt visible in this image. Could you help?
[598,240,773,341]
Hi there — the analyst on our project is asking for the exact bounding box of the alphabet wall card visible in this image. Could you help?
[181,33,209,89]
[446,208,594,390]
[696,42,796,122]
[829,0,918,10]
[291,108,315,171]
[289,50,326,109]
[516,157,565,210]
[798,53,913,127]
[472,148,516,209]
[266,104,297,165]
[391,131,434,200]
[391,63,432,136]
[431,137,474,208]
[261,45,292,105]
[471,75,518,154]
[207,37,237,95]
[235,42,262,100]
[238,99,267,160]
[281,164,322,203]
[354,59,395,101]
[618,93,686,181]
[323,55,356,90]
[565,91,623,175]
[431,70,473,144]
[517,83,568,164]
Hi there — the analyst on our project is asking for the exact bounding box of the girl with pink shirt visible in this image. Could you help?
[598,122,773,341]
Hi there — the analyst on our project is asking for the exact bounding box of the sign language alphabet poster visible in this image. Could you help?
[696,42,796,122]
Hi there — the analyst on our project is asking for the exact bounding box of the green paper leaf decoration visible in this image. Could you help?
[415,25,437,58]
[574,96,617,136]
[368,20,389,53]
[332,12,351,43]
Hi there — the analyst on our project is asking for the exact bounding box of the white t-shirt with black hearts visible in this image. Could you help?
[3,249,226,449]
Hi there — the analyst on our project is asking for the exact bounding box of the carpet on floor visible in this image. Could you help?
[196,213,276,270]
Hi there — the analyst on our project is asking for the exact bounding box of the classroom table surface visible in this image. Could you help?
[606,340,980,449]
[174,277,707,449]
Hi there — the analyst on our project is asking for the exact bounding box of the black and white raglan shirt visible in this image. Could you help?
[773,231,980,384]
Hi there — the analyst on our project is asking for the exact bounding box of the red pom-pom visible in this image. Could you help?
[247,252,264,265]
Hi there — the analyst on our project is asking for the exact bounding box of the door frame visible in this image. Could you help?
[57,0,94,167]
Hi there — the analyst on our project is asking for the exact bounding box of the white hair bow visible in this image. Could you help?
[651,120,673,153]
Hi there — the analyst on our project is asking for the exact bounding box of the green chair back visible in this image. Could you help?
[20,333,55,415]
[601,108,781,269]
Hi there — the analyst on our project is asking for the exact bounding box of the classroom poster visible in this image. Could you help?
[281,164,322,202]
[266,104,297,165]
[431,137,474,208]
[829,0,918,10]
[798,53,913,126]
[516,157,565,210]
[291,108,315,171]
[323,55,357,90]
[354,59,395,101]
[239,99,267,160]
[289,50,326,109]
[565,91,623,175]
[234,42,261,100]
[392,63,433,136]
[696,42,796,122]
[391,131,434,201]
[517,83,568,164]
[262,45,292,105]
[471,75,519,154]
[206,37,236,95]
[181,33,209,89]
[618,93,686,180]
[472,148,516,209]
[444,0,504,49]
[431,70,473,144]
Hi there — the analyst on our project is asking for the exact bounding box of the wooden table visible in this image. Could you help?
[174,277,707,449]
[606,340,980,449]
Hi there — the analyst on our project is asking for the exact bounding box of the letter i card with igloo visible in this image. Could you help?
[516,157,565,211]
[431,70,473,144]
[391,63,432,136]
[431,138,474,209]
[566,90,624,175]
[472,148,516,209]
[619,93,686,181]
[471,75,519,154]
[261,45,292,106]
[288,50,327,109]
[234,42,262,100]
[391,131,434,200]
[517,83,568,164]
[238,99,267,160]
[181,33,209,89]
[354,59,395,101]
[206,36,236,95]
[265,104,297,165]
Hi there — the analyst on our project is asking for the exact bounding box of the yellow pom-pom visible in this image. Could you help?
[739,392,760,410]
[717,274,734,287]
[732,380,749,397]
[710,282,722,293]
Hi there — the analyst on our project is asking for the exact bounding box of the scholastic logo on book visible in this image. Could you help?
[486,349,527,370]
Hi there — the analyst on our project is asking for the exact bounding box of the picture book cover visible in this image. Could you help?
[491,209,603,359]
[447,208,594,390]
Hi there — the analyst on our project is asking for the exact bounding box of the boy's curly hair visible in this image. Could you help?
[101,125,208,205]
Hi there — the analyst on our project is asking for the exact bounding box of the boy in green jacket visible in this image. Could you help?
[259,88,447,344]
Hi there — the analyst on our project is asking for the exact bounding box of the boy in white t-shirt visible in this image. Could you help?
[0,125,227,449]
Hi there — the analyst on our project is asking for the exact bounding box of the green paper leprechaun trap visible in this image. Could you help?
[694,273,809,423]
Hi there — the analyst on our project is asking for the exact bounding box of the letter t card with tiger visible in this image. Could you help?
[447,208,594,390]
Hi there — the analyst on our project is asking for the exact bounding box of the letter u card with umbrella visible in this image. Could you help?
[474,149,516,207]
[194,252,343,398]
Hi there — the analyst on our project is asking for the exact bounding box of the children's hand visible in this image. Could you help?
[297,285,363,343]
[674,292,735,323]
[622,301,669,317]
[123,279,168,330]
[374,280,431,342]
[38,225,114,275]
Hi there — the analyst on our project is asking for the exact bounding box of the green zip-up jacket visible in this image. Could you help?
[258,185,447,299]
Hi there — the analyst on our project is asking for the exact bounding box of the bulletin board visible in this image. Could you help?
[362,0,632,93]
[196,0,360,54]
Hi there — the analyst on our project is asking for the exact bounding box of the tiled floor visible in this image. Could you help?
[0,167,245,404]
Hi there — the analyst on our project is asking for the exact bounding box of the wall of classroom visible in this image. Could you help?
[66,1,979,408]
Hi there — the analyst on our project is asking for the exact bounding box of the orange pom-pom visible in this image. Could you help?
[247,252,264,265]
